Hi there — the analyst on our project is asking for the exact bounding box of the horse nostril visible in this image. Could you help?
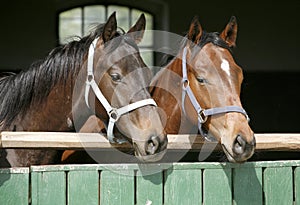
[146,135,160,155]
[233,135,246,155]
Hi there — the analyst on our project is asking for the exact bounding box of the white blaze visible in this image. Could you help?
[221,59,230,76]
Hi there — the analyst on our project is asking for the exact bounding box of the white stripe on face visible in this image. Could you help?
[221,59,230,76]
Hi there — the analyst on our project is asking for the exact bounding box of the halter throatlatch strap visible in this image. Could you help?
[181,47,249,141]
[85,37,157,143]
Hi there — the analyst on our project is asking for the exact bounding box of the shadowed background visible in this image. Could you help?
[0,0,299,133]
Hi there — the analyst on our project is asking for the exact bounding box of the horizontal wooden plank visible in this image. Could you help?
[1,132,300,151]
[255,133,300,151]
[0,132,130,150]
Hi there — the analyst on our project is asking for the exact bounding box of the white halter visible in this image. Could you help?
[181,47,249,141]
[85,37,157,143]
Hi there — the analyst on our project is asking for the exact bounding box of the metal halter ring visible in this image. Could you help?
[109,109,119,122]
[182,79,189,90]
[198,110,208,124]
[87,74,94,83]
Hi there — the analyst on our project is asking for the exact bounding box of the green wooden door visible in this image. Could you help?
[2,160,300,205]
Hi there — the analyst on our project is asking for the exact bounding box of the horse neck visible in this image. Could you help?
[2,41,92,131]
[151,57,193,134]
[18,81,73,131]
[21,53,91,132]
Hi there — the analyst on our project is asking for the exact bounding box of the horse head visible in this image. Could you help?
[77,12,167,162]
[182,16,255,162]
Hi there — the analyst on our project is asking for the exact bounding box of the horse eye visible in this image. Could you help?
[110,73,122,82]
[196,77,207,84]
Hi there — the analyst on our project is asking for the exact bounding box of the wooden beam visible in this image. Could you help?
[0,132,130,150]
[254,133,300,151]
[1,132,300,151]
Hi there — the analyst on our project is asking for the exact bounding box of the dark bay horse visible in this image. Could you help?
[150,16,255,163]
[0,12,167,167]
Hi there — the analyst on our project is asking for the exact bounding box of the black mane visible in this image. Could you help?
[0,24,132,128]
[159,31,232,67]
[198,31,231,51]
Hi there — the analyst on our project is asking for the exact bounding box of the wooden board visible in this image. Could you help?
[0,168,29,205]
[68,170,99,205]
[295,167,300,204]
[203,168,232,205]
[164,169,202,205]
[136,171,163,205]
[233,167,263,205]
[2,131,300,151]
[0,132,130,150]
[31,170,66,205]
[100,170,134,205]
[263,166,293,205]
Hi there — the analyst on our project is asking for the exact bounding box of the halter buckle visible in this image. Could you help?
[198,110,208,124]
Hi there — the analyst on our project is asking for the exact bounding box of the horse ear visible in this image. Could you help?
[102,12,117,43]
[220,16,238,47]
[187,16,202,44]
[127,14,146,44]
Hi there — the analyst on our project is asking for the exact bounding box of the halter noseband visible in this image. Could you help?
[85,37,157,144]
[181,47,249,141]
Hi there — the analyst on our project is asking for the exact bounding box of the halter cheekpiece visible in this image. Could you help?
[85,37,157,144]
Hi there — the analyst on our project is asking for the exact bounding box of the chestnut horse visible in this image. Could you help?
[0,12,167,167]
[150,16,255,163]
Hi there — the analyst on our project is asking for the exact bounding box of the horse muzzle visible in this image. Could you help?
[133,134,168,162]
[222,134,256,163]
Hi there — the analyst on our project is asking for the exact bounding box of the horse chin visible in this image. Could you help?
[134,149,167,163]
[206,127,253,163]
[221,144,249,163]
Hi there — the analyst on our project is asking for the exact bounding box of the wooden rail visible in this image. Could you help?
[1,132,300,151]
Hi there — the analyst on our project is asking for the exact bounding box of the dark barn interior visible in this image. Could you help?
[1,0,299,135]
